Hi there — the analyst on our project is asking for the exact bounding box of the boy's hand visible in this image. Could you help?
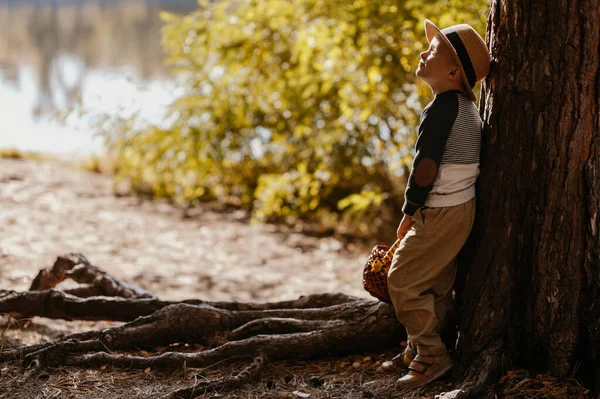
[397,215,414,240]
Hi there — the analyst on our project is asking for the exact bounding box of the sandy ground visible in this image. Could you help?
[0,157,371,303]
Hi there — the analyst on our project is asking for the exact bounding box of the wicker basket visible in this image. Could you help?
[362,239,401,303]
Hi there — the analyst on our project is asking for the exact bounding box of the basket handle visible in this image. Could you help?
[382,238,401,264]
[371,238,402,272]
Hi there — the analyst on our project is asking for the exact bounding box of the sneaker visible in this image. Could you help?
[396,352,453,388]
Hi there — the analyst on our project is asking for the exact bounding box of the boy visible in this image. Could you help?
[384,20,491,388]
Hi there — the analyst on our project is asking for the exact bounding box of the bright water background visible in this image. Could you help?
[0,0,198,156]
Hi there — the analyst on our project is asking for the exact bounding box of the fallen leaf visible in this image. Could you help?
[144,367,151,374]
[293,391,310,398]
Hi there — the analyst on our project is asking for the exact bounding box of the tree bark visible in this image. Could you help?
[454,0,600,394]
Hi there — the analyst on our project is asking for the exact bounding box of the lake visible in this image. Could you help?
[0,0,198,155]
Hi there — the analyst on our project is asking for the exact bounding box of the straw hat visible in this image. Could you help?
[424,19,491,102]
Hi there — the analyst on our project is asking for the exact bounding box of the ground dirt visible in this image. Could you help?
[0,158,591,398]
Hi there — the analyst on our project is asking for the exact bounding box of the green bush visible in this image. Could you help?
[106,0,488,237]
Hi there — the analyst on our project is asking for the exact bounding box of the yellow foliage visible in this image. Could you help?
[105,0,489,234]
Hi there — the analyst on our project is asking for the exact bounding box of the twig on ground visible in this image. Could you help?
[162,353,266,399]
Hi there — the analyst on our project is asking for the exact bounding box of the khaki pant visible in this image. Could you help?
[387,199,475,356]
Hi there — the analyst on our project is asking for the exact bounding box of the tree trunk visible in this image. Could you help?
[455,0,600,393]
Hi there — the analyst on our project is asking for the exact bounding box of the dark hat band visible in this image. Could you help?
[445,31,476,88]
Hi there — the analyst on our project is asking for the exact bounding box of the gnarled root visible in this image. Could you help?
[1,254,406,399]
[436,339,503,399]
[11,299,400,370]
[29,253,155,299]
[0,289,359,322]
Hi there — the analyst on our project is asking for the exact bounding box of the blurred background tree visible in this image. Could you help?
[106,0,489,240]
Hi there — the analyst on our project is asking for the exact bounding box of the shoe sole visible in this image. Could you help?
[397,362,453,389]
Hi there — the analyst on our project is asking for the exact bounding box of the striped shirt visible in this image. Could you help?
[402,90,482,216]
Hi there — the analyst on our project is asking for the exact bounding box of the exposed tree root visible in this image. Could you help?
[17,358,41,384]
[0,255,406,399]
[65,308,398,370]
[10,299,400,370]
[0,330,98,363]
[436,340,503,399]
[163,353,266,399]
[29,253,155,299]
[226,318,345,341]
[0,289,360,321]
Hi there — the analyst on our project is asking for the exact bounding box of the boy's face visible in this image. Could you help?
[416,35,461,88]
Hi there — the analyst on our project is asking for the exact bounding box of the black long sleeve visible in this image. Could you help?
[402,91,459,216]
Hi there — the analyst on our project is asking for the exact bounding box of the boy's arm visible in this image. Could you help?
[402,94,458,216]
